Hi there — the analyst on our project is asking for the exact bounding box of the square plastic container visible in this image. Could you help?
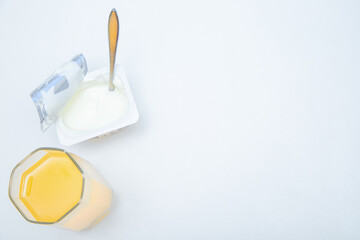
[55,65,139,146]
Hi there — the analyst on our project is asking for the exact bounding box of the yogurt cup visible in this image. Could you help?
[31,55,139,145]
[56,65,139,146]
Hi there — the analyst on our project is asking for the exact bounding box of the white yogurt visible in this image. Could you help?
[55,66,139,146]
[61,77,130,131]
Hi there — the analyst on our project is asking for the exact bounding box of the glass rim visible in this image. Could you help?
[8,147,86,225]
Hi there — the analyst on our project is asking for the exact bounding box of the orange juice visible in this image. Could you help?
[19,150,83,223]
[9,148,112,231]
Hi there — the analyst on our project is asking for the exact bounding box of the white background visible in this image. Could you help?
[0,0,359,239]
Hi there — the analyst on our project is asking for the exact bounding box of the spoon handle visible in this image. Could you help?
[108,9,119,91]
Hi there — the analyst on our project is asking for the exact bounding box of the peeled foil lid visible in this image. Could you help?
[30,54,88,132]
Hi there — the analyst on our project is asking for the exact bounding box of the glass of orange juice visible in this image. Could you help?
[8,148,112,231]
